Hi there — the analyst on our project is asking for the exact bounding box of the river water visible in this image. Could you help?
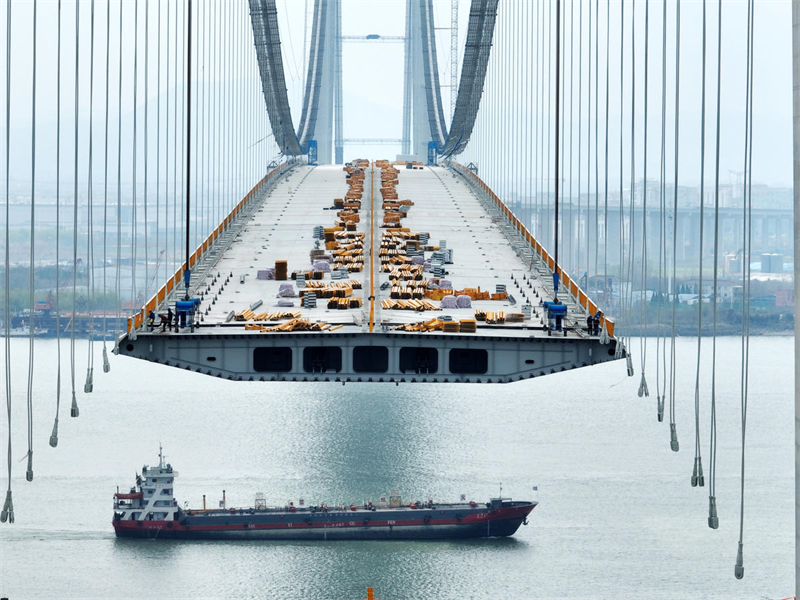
[0,336,793,599]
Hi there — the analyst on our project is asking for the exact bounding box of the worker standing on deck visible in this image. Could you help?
[147,310,155,331]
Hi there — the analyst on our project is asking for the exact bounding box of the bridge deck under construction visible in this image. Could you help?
[117,161,619,383]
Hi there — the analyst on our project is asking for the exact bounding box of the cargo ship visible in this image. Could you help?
[112,449,537,540]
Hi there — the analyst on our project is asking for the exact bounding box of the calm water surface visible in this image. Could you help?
[0,336,794,599]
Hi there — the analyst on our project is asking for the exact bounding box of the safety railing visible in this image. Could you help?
[126,160,295,332]
[449,161,615,338]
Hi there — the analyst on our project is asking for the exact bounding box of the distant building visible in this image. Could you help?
[676,278,738,303]
[776,288,795,308]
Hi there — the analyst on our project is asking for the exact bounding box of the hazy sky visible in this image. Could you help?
[0,0,794,194]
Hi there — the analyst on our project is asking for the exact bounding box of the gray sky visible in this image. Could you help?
[0,0,794,195]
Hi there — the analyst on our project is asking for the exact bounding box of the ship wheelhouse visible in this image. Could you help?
[113,446,180,522]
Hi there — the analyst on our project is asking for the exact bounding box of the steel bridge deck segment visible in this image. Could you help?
[118,163,619,383]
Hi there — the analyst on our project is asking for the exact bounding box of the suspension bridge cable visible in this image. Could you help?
[575,2,588,284]
[735,0,755,579]
[166,0,171,288]
[547,0,552,251]
[669,0,682,453]
[656,0,668,422]
[184,0,193,299]
[524,0,530,239]
[708,0,723,531]
[534,0,539,244]
[638,0,650,402]
[525,0,531,241]
[200,0,205,254]
[70,0,81,419]
[552,0,561,296]
[143,0,150,301]
[692,0,709,489]
[617,0,624,348]
[156,0,162,306]
[26,0,39,483]
[586,0,592,293]
[173,0,179,291]
[593,0,599,304]
[211,0,216,234]
[131,0,139,328]
[624,0,636,379]
[114,0,123,353]
[50,0,63,448]
[561,2,580,270]
[101,0,110,374]
[84,0,96,395]
[602,0,609,332]
[1,0,13,526]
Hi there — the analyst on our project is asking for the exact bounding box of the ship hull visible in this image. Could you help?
[113,504,533,541]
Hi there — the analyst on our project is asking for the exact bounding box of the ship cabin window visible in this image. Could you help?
[253,347,293,372]
[399,347,438,374]
[302,347,342,373]
[131,512,141,520]
[154,501,171,507]
[161,488,172,495]
[448,348,488,374]
[352,346,388,373]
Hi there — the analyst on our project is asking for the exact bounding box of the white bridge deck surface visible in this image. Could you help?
[188,163,590,340]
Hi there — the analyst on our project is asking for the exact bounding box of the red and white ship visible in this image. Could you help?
[113,449,537,540]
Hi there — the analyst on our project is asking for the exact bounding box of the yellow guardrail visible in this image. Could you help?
[127,161,295,332]
[452,162,615,338]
